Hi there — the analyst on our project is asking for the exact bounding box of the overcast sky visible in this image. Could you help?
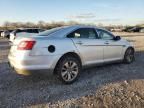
[0,0,144,25]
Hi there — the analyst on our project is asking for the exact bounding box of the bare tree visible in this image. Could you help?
[25,22,36,28]
[37,21,45,28]
[3,21,11,29]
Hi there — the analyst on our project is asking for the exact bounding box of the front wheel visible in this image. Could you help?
[124,48,135,64]
[55,56,81,84]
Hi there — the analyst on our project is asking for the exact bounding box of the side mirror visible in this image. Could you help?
[114,36,121,41]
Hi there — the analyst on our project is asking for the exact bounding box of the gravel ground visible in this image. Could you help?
[0,34,144,108]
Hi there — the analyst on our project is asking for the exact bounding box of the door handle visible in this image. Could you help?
[76,41,83,45]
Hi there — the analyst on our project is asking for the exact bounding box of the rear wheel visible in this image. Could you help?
[124,48,135,64]
[55,56,81,84]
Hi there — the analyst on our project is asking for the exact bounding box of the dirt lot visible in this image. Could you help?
[0,33,144,108]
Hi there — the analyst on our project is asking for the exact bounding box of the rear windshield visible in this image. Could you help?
[38,29,45,32]
[12,29,40,34]
[38,27,63,36]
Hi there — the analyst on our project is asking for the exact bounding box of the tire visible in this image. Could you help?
[55,55,81,84]
[124,48,135,64]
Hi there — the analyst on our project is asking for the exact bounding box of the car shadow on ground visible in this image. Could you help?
[0,51,144,107]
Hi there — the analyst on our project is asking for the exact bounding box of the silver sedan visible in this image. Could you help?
[8,25,135,84]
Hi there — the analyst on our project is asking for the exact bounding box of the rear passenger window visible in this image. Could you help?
[67,28,98,39]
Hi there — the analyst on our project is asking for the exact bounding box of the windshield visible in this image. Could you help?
[38,27,64,36]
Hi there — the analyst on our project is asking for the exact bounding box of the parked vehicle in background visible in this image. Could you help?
[1,30,13,38]
[129,27,142,32]
[122,26,144,33]
[140,28,144,33]
[0,30,4,37]
[110,28,122,32]
[122,27,134,32]
[8,25,135,84]
[9,28,45,42]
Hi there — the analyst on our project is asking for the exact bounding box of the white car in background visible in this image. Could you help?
[9,28,45,42]
[1,30,13,38]
[140,28,144,33]
[0,30,4,37]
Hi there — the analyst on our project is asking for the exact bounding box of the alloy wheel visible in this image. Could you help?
[61,61,79,82]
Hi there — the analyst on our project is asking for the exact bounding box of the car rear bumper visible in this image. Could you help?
[8,62,53,75]
[8,54,61,75]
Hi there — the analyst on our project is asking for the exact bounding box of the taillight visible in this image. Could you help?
[17,40,36,50]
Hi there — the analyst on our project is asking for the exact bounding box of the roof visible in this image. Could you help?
[66,25,98,29]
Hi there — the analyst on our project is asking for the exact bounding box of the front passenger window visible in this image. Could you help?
[97,29,114,40]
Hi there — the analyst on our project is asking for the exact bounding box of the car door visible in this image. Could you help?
[67,28,104,65]
[96,29,124,62]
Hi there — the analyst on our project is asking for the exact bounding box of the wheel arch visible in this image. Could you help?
[126,46,135,53]
[123,46,135,58]
[54,52,82,74]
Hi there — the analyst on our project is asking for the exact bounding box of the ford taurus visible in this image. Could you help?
[8,25,135,84]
